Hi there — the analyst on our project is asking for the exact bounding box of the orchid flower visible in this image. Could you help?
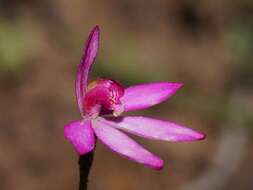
[64,26,205,170]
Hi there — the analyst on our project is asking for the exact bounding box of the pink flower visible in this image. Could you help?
[64,26,205,170]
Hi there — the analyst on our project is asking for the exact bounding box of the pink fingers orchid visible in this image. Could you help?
[64,26,206,170]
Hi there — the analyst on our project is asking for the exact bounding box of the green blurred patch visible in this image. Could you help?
[0,19,30,74]
[93,38,175,86]
[226,94,253,131]
[226,20,253,88]
[94,46,147,85]
[227,22,253,61]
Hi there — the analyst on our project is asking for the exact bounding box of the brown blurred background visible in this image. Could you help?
[0,0,253,190]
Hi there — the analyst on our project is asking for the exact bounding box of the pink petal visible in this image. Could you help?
[100,116,206,142]
[76,26,100,116]
[92,120,164,170]
[121,82,183,112]
[64,120,95,155]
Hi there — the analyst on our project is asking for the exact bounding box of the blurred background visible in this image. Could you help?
[0,0,253,190]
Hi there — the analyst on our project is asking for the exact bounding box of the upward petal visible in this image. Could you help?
[92,119,164,170]
[76,26,100,116]
[100,116,206,142]
[120,82,183,112]
[64,120,95,155]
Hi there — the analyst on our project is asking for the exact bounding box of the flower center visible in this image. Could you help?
[83,79,124,118]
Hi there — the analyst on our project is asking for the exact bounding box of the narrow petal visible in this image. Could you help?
[92,119,164,170]
[64,120,95,155]
[120,82,183,112]
[76,26,100,116]
[100,116,206,142]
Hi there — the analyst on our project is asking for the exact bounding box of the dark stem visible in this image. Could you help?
[79,151,94,190]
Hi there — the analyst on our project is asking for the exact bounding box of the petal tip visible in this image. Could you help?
[91,25,100,35]
[94,25,100,30]
[168,82,183,91]
[190,131,206,141]
[151,159,164,170]
[176,130,206,142]
[197,132,206,140]
[164,82,183,97]
[175,83,184,89]
[145,155,164,170]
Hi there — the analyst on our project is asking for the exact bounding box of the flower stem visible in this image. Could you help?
[79,151,94,190]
